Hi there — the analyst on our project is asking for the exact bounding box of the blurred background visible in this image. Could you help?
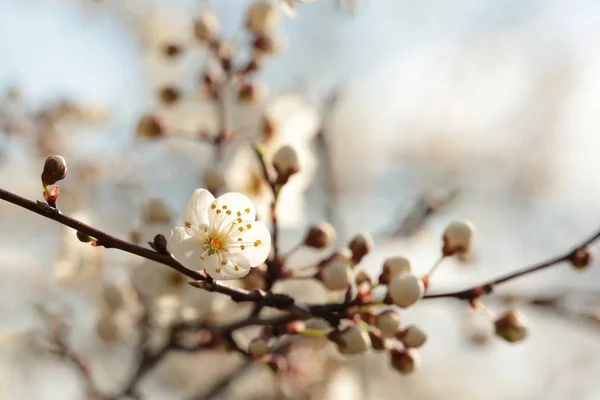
[1,0,600,399]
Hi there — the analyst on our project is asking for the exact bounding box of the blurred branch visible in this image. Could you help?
[424,228,600,301]
[378,188,460,239]
[48,320,107,400]
[317,88,343,235]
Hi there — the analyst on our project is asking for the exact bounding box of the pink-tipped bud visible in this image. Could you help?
[248,337,271,358]
[390,348,420,375]
[318,261,353,291]
[379,256,411,285]
[194,11,220,42]
[246,0,279,35]
[397,325,427,348]
[304,222,336,249]
[348,232,374,264]
[41,155,67,186]
[387,274,424,308]
[442,220,475,256]
[375,310,400,338]
[494,309,528,343]
[136,114,164,138]
[328,326,371,356]
[569,248,592,271]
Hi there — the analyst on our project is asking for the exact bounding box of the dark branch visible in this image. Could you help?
[424,226,600,300]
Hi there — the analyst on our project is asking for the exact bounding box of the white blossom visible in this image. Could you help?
[169,189,271,280]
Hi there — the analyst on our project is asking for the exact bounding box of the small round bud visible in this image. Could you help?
[494,309,528,343]
[304,222,336,249]
[144,199,171,225]
[76,231,93,243]
[375,310,400,338]
[194,11,219,42]
[162,43,183,58]
[348,232,374,264]
[379,257,411,284]
[248,337,271,358]
[152,234,168,253]
[237,82,266,105]
[390,348,420,375]
[398,325,427,348]
[101,283,124,311]
[159,86,181,106]
[136,114,164,138]
[253,33,283,54]
[319,261,353,291]
[387,274,424,308]
[442,220,475,256]
[272,145,300,181]
[570,248,592,271]
[354,270,373,286]
[246,0,280,35]
[41,155,68,186]
[267,355,288,373]
[96,315,119,343]
[368,331,388,351]
[203,166,226,195]
[262,115,277,142]
[329,326,371,356]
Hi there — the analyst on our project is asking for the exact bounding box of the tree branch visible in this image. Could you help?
[424,227,600,300]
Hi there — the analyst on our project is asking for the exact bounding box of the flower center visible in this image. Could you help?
[204,234,225,256]
[209,236,222,249]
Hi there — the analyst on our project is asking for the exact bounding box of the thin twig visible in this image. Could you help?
[424,227,600,300]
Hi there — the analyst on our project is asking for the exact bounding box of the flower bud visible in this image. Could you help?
[348,232,373,264]
[262,115,277,141]
[379,257,411,285]
[152,234,168,253]
[194,11,219,42]
[248,337,271,358]
[101,283,124,311]
[238,82,266,105]
[397,325,427,348]
[203,166,226,195]
[41,155,68,186]
[318,261,353,291]
[136,114,164,138]
[163,43,183,58]
[390,348,420,375]
[159,86,181,106]
[96,314,119,343]
[569,248,592,271]
[76,231,93,243]
[246,0,279,35]
[494,309,528,343]
[375,310,400,338]
[272,145,300,182]
[328,326,371,356]
[354,270,373,286]
[267,355,288,373]
[442,220,475,256]
[304,222,336,249]
[144,199,172,225]
[253,33,283,54]
[368,331,388,351]
[387,274,424,308]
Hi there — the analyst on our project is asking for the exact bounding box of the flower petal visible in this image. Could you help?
[169,227,202,267]
[180,189,215,228]
[208,192,257,231]
[202,252,252,280]
[227,221,271,267]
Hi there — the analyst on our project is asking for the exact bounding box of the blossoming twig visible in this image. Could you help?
[424,227,600,300]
